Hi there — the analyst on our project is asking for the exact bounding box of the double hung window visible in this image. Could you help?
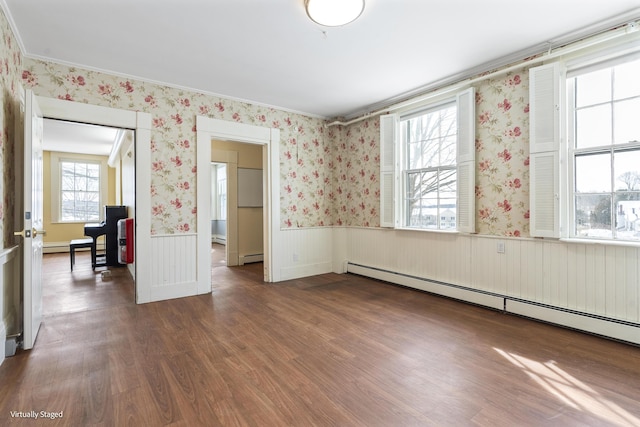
[380,88,475,232]
[568,57,640,241]
[51,153,108,223]
[401,102,458,230]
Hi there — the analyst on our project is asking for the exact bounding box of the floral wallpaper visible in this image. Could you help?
[22,60,330,234]
[475,70,530,236]
[339,70,532,236]
[332,118,380,227]
[0,8,22,249]
[10,8,532,238]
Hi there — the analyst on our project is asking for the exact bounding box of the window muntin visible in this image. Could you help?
[401,102,457,230]
[569,57,640,241]
[60,160,102,222]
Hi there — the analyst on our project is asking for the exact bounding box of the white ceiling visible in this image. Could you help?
[43,119,120,156]
[3,1,640,119]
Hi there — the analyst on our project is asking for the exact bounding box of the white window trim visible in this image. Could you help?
[50,152,109,223]
[379,87,475,233]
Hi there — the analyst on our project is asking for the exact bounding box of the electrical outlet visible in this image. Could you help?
[293,253,299,262]
[497,241,505,254]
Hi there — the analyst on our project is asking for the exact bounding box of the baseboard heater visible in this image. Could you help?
[347,262,640,346]
[239,253,263,265]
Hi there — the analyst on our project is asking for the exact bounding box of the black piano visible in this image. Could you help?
[84,205,128,269]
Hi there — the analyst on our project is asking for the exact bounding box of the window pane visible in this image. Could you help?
[440,136,456,165]
[575,153,611,193]
[576,104,611,148]
[439,106,457,138]
[439,170,457,199]
[614,59,640,100]
[420,171,439,198]
[575,68,611,108]
[407,140,419,169]
[615,193,640,241]
[575,194,612,239]
[406,172,423,202]
[87,175,100,192]
[61,163,75,191]
[87,163,100,178]
[614,149,640,191]
[440,199,456,230]
[613,98,640,144]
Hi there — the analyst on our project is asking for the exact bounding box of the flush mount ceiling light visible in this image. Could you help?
[305,0,365,27]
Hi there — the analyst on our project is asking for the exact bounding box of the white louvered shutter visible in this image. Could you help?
[529,63,561,237]
[456,87,476,233]
[380,114,397,228]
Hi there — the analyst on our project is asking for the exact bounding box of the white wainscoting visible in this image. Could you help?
[1,245,20,366]
[149,234,199,302]
[345,228,640,344]
[277,227,334,281]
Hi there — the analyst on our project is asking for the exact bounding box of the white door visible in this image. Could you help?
[20,90,44,350]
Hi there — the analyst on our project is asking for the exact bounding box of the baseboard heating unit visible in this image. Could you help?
[346,262,640,346]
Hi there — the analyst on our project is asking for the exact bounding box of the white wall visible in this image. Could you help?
[120,133,136,278]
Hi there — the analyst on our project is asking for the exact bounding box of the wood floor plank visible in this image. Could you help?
[1,252,640,426]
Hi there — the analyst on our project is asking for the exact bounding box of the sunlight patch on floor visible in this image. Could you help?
[494,347,639,427]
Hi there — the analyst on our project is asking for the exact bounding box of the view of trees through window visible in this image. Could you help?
[402,103,457,229]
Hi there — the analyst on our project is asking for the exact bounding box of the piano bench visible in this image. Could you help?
[70,238,94,271]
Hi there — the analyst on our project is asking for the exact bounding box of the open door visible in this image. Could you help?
[17,90,44,350]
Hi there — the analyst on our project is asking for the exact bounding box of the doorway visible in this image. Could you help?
[211,162,227,268]
[41,119,135,315]
[211,140,264,269]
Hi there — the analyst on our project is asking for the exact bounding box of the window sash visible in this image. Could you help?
[400,102,458,230]
[50,153,108,224]
[568,55,640,241]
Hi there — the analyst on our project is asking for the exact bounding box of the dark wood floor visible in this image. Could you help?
[1,252,640,426]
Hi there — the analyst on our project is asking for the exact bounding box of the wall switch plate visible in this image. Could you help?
[497,241,505,254]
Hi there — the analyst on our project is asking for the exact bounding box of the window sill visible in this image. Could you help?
[560,237,640,248]
[394,226,460,235]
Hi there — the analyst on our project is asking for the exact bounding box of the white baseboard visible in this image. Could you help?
[44,241,105,254]
[280,261,333,281]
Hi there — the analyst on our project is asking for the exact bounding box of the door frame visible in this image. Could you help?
[196,117,280,283]
[36,96,153,303]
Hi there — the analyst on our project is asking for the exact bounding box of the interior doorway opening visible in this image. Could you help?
[41,119,136,316]
[211,139,265,270]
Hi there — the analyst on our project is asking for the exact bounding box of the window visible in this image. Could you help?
[212,163,227,220]
[529,47,640,242]
[401,102,458,230]
[51,153,108,223]
[61,160,101,221]
[569,57,640,241]
[379,88,475,232]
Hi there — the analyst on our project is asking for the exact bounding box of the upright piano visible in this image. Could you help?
[84,205,128,269]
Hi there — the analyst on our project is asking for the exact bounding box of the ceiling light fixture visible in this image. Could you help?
[305,0,365,27]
